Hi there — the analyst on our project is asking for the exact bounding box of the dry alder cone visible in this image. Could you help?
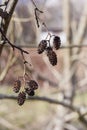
[27,80,38,90]
[18,91,26,106]
[13,79,38,105]
[37,35,61,66]
[53,36,61,50]
[25,80,38,96]
[28,90,35,96]
[47,49,57,66]
[37,40,47,54]
[25,88,34,96]
[13,80,21,93]
[25,88,35,96]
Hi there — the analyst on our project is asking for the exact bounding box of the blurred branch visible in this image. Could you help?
[2,0,19,34]
[0,94,87,125]
[73,4,87,54]
[0,117,24,130]
[2,44,87,49]
[0,28,29,54]
[0,94,79,112]
[0,49,17,82]
[60,45,87,49]
[0,0,19,56]
[65,109,87,122]
[12,16,34,22]
[64,123,78,130]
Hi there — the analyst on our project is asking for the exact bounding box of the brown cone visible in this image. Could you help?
[25,88,35,96]
[53,36,61,50]
[47,50,57,66]
[27,80,38,90]
[37,40,47,54]
[13,80,21,93]
[18,91,26,106]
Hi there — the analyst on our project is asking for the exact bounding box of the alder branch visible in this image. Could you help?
[0,94,87,126]
[3,0,19,34]
[0,28,29,54]
[0,0,19,56]
[3,94,87,125]
[0,94,79,111]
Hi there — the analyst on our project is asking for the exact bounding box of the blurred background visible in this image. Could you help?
[0,0,87,130]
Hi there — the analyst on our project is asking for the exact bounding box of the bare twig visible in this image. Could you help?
[31,0,43,13]
[0,28,29,54]
[34,8,40,27]
[31,0,43,28]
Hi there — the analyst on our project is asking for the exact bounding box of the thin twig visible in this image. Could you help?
[34,8,40,27]
[31,0,43,13]
[0,28,29,54]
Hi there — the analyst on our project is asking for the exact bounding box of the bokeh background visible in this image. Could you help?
[0,0,87,130]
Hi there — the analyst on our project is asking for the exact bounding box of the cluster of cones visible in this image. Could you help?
[13,36,61,106]
[37,36,61,66]
[13,79,38,106]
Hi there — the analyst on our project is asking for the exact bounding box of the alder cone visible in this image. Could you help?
[25,87,31,95]
[25,87,34,96]
[28,90,35,96]
[53,36,61,50]
[47,50,57,66]
[37,40,47,54]
[13,80,21,93]
[28,80,38,90]
[46,47,52,52]
[25,87,35,96]
[18,92,26,106]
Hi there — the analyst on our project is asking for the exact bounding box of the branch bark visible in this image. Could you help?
[0,0,19,56]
